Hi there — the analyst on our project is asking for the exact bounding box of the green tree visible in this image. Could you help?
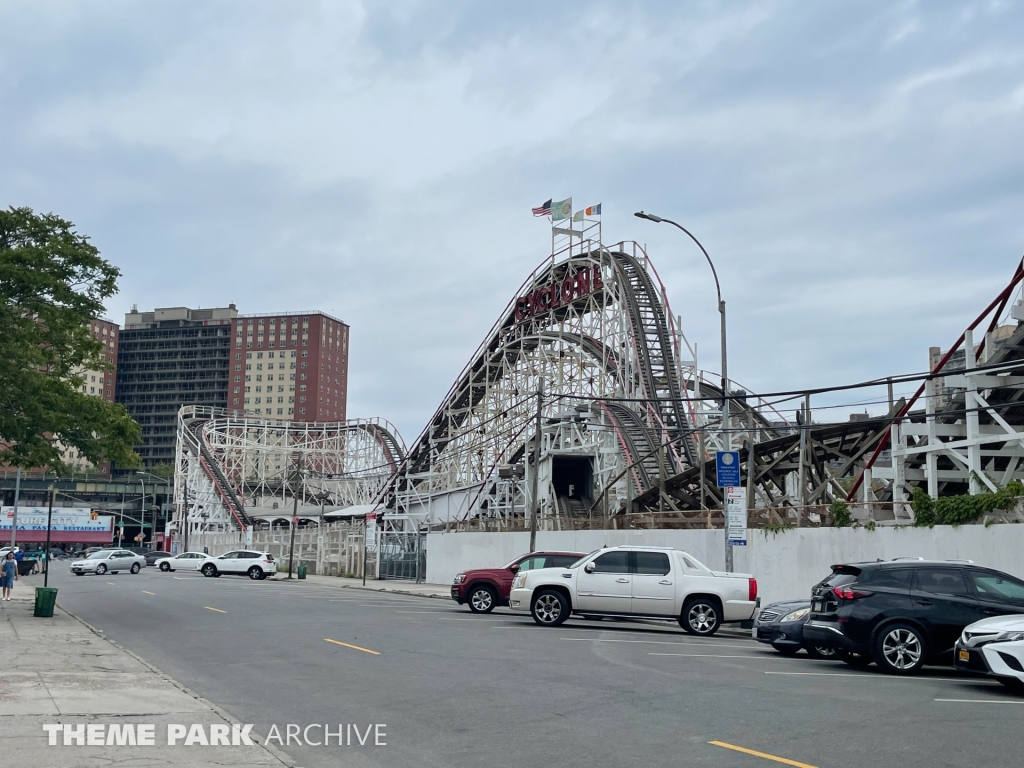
[0,206,141,472]
[149,462,176,480]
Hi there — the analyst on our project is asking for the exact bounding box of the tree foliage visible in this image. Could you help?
[0,206,141,472]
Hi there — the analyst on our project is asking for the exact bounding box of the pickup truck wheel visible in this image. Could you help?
[468,585,497,613]
[680,598,721,636]
[531,589,569,627]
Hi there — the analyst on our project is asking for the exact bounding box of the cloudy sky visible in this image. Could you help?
[3,1,1022,443]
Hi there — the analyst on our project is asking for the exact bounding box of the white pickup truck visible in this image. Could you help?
[508,545,757,635]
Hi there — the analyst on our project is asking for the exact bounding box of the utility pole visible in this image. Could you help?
[10,467,21,551]
[634,211,732,571]
[288,456,302,579]
[43,485,55,588]
[529,378,544,553]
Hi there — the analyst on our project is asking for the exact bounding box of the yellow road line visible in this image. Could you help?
[324,638,379,655]
[709,741,817,768]
[204,606,226,613]
[142,590,155,595]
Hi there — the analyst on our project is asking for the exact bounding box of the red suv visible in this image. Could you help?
[451,551,587,613]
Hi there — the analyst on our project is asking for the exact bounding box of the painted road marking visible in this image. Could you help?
[106,582,115,586]
[765,671,998,683]
[710,741,817,768]
[651,653,763,659]
[204,606,227,613]
[324,639,379,655]
[562,637,761,651]
[142,590,155,595]
[935,698,1024,704]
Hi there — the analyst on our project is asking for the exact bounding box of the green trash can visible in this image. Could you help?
[34,587,58,618]
[297,564,307,580]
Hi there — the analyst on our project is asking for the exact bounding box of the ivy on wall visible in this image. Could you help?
[911,479,1024,527]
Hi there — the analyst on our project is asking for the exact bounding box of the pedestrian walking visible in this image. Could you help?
[1,552,18,600]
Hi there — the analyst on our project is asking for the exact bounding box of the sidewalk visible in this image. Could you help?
[276,573,451,599]
[0,585,296,768]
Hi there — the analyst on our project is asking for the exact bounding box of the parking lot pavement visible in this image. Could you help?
[279,573,452,599]
[43,565,1024,768]
[0,577,295,768]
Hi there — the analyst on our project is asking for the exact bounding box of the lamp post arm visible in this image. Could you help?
[659,217,722,307]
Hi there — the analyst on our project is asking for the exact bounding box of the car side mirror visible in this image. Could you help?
[584,562,597,573]
[508,564,520,574]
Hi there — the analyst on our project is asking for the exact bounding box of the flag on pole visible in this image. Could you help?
[551,198,572,222]
[572,210,584,222]
[532,199,552,217]
[585,203,602,216]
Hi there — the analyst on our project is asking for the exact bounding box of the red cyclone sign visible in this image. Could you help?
[514,265,604,322]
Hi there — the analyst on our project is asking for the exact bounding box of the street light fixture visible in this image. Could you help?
[634,211,734,572]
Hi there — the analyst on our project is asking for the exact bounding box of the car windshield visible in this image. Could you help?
[86,551,111,560]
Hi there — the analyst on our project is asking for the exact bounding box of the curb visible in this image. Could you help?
[56,603,299,767]
[271,578,450,600]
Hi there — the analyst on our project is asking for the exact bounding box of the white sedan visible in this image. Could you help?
[955,614,1024,692]
[70,549,146,576]
[197,550,277,580]
[154,552,209,572]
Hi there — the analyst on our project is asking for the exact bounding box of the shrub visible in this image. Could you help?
[830,499,851,527]
[912,480,1024,527]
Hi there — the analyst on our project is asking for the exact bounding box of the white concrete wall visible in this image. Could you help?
[425,526,1024,606]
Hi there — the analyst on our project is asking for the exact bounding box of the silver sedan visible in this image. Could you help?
[69,549,147,576]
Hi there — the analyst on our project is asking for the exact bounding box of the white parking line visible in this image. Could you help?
[935,698,1024,704]
[765,671,998,683]
[650,653,763,659]
[560,637,762,651]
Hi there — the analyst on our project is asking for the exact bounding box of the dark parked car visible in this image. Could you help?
[753,599,836,659]
[804,559,1024,675]
[451,551,587,613]
[144,550,169,566]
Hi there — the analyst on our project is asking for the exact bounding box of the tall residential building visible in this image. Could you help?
[116,305,238,467]
[228,312,349,422]
[62,317,120,472]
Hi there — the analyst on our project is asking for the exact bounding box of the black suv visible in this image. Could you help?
[803,559,1024,675]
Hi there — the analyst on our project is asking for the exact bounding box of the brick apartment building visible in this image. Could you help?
[228,312,349,422]
[62,317,120,472]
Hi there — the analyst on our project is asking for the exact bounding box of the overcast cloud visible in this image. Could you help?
[2,0,1022,442]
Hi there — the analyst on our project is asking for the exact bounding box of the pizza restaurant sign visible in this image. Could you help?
[514,264,604,322]
[1,507,112,533]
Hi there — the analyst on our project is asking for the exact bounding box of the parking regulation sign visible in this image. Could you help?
[715,451,741,488]
[726,486,748,546]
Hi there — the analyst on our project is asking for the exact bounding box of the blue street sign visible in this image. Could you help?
[715,451,741,488]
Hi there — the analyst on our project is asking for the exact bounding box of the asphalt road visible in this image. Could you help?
[38,565,1024,768]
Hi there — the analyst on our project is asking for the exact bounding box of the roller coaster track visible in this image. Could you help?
[181,416,254,529]
[607,251,693,468]
[178,408,405,531]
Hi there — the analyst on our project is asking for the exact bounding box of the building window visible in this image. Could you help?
[246,352,253,359]
[300,373,306,380]
[246,342,252,348]
[235,353,241,360]
[278,397,284,403]
[255,397,261,404]
[234,376,240,383]
[277,408,283,415]
[257,352,263,359]
[233,387,240,394]
[300,396,306,402]
[233,398,239,405]
[300,408,306,414]
[288,397,294,403]
[299,385,306,391]
[234,364,241,371]
[301,362,307,368]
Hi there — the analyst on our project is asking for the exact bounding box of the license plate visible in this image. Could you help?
[812,601,823,612]
[958,649,970,662]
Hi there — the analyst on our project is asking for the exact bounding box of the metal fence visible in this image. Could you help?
[193,522,369,578]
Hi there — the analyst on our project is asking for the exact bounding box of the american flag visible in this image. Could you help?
[532,199,552,217]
